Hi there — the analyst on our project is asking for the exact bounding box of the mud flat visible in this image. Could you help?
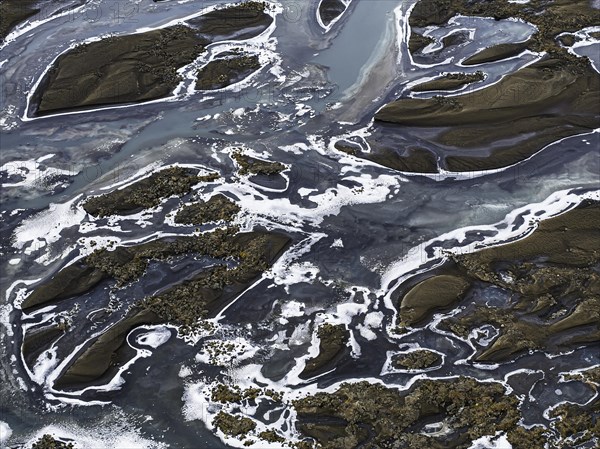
[195,54,261,90]
[34,25,206,115]
[186,1,273,41]
[368,0,600,173]
[32,2,273,114]
[374,56,599,172]
[394,200,600,363]
[293,377,547,449]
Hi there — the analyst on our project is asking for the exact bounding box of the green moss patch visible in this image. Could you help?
[550,401,600,447]
[232,150,286,176]
[319,0,347,27]
[196,54,261,90]
[293,377,546,449]
[83,167,219,217]
[412,71,484,92]
[213,411,256,438]
[0,0,39,40]
[31,434,75,449]
[174,194,240,225]
[300,323,349,379]
[395,201,600,362]
[391,349,441,370]
[258,430,285,443]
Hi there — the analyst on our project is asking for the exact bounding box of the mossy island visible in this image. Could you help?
[300,323,349,379]
[318,0,347,27]
[22,220,291,390]
[391,349,441,370]
[196,54,261,90]
[394,200,600,363]
[31,434,75,449]
[31,3,274,115]
[292,377,548,449]
[358,0,600,173]
[231,150,287,176]
[1,0,39,40]
[83,166,219,218]
[175,194,241,225]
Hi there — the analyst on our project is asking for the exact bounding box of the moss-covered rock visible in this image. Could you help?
[293,377,546,449]
[412,71,484,92]
[258,430,285,443]
[391,349,441,370]
[0,0,39,40]
[231,151,286,176]
[319,0,347,27]
[212,384,243,403]
[33,3,274,114]
[213,411,256,438]
[83,167,219,217]
[395,201,600,362]
[175,194,240,225]
[408,32,434,54]
[31,434,75,449]
[300,323,349,379]
[196,54,260,90]
[563,367,600,387]
[398,274,470,328]
[550,400,600,447]
[142,230,291,330]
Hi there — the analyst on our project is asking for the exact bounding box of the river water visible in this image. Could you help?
[1,0,599,447]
